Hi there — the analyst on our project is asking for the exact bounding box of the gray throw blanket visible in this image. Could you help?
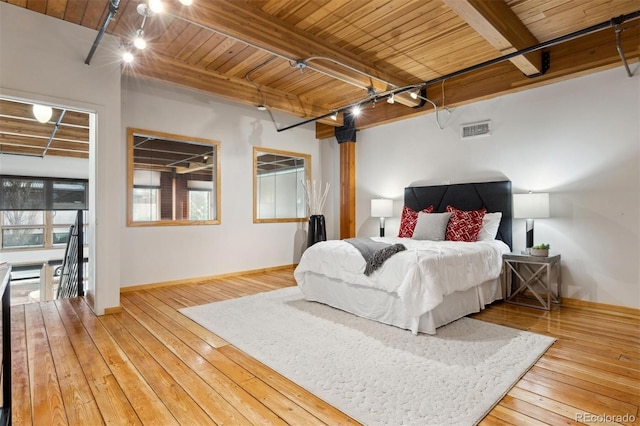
[345,238,407,276]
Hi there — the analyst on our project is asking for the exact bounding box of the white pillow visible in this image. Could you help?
[412,212,451,241]
[477,212,502,241]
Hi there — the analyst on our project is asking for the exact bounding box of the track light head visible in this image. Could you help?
[179,0,193,5]
[410,90,419,100]
[351,105,361,116]
[133,29,147,50]
[387,93,395,104]
[330,111,338,120]
[257,105,267,111]
[122,50,134,63]
[147,0,164,14]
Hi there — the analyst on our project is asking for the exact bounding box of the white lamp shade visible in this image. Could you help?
[513,193,550,219]
[371,198,393,218]
[32,104,53,123]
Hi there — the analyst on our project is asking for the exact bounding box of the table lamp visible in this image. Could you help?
[371,199,393,237]
[513,192,549,253]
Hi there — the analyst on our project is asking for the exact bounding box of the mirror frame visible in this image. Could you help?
[253,146,311,223]
[127,127,221,227]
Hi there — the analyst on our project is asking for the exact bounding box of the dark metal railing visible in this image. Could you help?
[56,210,84,299]
[0,262,12,425]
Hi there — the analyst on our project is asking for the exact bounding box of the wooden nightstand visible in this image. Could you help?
[503,252,561,310]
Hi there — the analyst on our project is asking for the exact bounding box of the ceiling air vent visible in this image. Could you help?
[460,120,491,139]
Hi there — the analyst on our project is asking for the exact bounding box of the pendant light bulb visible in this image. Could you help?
[32,104,53,123]
[133,30,147,50]
[148,0,164,14]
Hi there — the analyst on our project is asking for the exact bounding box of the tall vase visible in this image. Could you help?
[307,214,326,248]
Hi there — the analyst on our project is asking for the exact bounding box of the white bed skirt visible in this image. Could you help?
[297,273,503,335]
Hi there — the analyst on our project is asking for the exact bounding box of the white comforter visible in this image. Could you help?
[294,237,510,318]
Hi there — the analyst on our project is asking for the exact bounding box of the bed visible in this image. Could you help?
[294,180,513,334]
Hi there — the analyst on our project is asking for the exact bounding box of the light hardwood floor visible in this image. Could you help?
[10,267,639,425]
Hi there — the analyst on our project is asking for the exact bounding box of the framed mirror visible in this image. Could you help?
[127,128,220,226]
[253,147,310,223]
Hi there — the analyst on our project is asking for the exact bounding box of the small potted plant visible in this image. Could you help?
[530,243,550,256]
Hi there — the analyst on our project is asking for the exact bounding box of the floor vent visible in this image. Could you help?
[460,120,491,139]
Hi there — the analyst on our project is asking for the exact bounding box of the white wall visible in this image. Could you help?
[352,67,640,308]
[121,77,319,287]
[0,3,122,314]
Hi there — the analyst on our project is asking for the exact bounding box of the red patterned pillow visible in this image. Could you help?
[398,205,434,238]
[445,206,487,242]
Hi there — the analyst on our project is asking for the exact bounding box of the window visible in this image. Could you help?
[0,176,88,210]
[1,211,45,249]
[0,210,86,250]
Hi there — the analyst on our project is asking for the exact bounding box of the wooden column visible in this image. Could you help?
[339,141,356,239]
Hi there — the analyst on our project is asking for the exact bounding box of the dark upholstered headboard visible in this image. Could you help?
[404,180,512,249]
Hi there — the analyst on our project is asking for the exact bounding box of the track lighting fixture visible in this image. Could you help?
[32,104,53,123]
[387,93,395,104]
[410,90,419,100]
[330,111,338,120]
[179,0,193,4]
[257,105,267,111]
[351,105,361,116]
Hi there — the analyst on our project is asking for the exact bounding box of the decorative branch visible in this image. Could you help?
[302,179,330,216]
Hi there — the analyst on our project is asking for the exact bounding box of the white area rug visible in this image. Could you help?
[180,287,555,426]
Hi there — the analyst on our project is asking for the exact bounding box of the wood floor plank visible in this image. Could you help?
[526,365,640,407]
[99,313,215,425]
[67,298,179,426]
[506,386,624,426]
[135,289,228,348]
[515,375,637,418]
[9,267,639,426]
[219,345,360,425]
[53,299,142,425]
[23,303,67,425]
[113,310,252,425]
[10,305,33,426]
[122,292,251,384]
[120,294,289,426]
[39,302,104,425]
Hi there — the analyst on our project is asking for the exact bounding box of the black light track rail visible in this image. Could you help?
[277,10,640,133]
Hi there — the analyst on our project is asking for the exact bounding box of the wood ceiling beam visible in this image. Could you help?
[126,53,344,127]
[165,0,421,108]
[317,24,639,134]
[442,0,542,76]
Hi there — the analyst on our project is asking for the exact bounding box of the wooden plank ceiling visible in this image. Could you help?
[1,0,639,152]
